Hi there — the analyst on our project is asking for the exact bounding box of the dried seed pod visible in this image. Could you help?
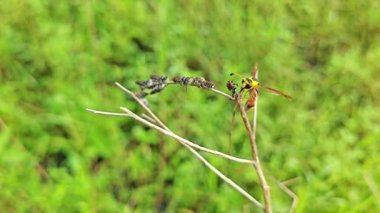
[135,75,169,97]
[136,75,169,90]
[150,75,169,84]
[190,77,205,88]
[150,84,166,94]
[136,79,154,90]
[172,76,214,89]
[200,80,214,89]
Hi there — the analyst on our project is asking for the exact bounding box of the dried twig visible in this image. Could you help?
[278,179,298,213]
[118,106,263,208]
[114,83,253,164]
[87,82,264,209]
[210,88,234,100]
[86,108,255,164]
[134,75,233,100]
[236,93,271,213]
[88,76,276,211]
[233,65,271,213]
[112,82,263,206]
[116,82,168,130]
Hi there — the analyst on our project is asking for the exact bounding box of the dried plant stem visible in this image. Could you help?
[210,88,235,100]
[278,180,298,213]
[115,82,168,130]
[120,107,263,208]
[113,83,254,164]
[236,93,272,213]
[88,82,264,208]
[164,81,234,100]
[122,99,263,207]
[89,82,269,211]
[85,108,254,164]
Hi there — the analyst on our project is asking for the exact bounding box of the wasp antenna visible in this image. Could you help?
[230,72,245,78]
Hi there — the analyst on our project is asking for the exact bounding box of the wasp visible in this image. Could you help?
[230,65,291,110]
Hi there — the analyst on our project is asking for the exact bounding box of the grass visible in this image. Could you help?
[1,0,380,212]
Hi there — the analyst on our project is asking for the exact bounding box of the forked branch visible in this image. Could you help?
[86,108,255,164]
[234,66,272,213]
[236,92,271,213]
[87,71,277,212]
[87,82,264,209]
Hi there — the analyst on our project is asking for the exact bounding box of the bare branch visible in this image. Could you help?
[183,139,263,209]
[122,106,262,207]
[120,107,255,164]
[141,113,157,124]
[280,177,300,186]
[119,108,263,207]
[88,82,265,210]
[210,88,234,100]
[86,108,129,117]
[115,82,264,207]
[114,83,255,164]
[236,91,272,213]
[252,65,259,135]
[86,107,255,164]
[278,180,298,213]
[115,82,169,130]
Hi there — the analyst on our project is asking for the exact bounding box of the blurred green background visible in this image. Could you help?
[1,0,380,212]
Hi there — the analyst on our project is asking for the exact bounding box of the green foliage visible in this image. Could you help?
[1,0,380,212]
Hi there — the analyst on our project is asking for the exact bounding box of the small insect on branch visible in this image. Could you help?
[135,75,214,96]
[229,65,291,111]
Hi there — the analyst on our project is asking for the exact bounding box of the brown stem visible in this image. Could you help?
[236,92,272,213]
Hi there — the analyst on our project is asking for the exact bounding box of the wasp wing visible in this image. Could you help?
[261,85,292,99]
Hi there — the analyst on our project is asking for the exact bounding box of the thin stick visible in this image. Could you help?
[122,107,255,164]
[210,88,235,100]
[166,81,234,100]
[90,83,264,209]
[86,109,129,117]
[236,92,272,213]
[121,106,262,207]
[114,83,255,164]
[280,177,300,186]
[252,65,259,135]
[278,180,298,213]
[115,82,168,130]
[86,108,255,164]
[119,107,262,208]
[141,113,157,124]
[184,140,262,208]
[116,83,263,207]
[250,66,272,212]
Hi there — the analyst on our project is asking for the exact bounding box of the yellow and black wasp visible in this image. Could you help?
[226,64,292,157]
[230,64,291,110]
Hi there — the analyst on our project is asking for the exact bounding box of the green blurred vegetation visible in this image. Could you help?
[1,0,380,212]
